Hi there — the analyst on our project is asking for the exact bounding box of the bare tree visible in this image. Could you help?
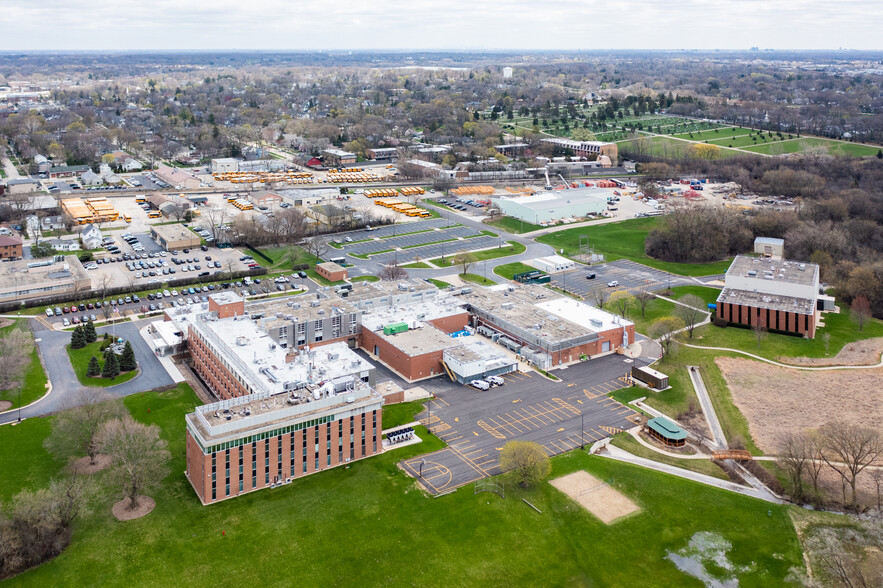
[870,469,883,511]
[378,262,408,281]
[303,236,329,261]
[850,296,871,332]
[588,287,608,309]
[453,250,476,275]
[753,322,767,349]
[634,290,655,318]
[44,389,124,466]
[0,327,33,393]
[203,207,227,244]
[675,294,707,339]
[97,416,171,511]
[803,525,880,588]
[807,432,826,498]
[649,316,685,357]
[819,422,883,512]
[777,432,814,502]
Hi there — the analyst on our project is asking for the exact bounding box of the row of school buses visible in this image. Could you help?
[373,198,432,218]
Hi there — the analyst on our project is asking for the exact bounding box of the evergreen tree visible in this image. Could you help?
[102,351,120,379]
[83,320,97,343]
[119,341,137,372]
[86,355,101,377]
[71,325,86,349]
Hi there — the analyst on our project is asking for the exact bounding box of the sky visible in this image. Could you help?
[1,0,881,52]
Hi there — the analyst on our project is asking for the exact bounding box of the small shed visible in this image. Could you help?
[631,365,669,389]
[753,237,784,260]
[646,417,687,447]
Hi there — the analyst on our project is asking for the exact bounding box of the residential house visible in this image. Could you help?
[80,169,103,186]
[80,223,103,249]
[0,235,23,259]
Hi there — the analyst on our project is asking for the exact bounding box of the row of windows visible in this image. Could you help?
[199,414,336,454]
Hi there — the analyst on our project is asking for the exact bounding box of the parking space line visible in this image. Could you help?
[448,445,491,477]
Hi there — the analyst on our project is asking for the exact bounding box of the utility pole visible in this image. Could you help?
[580,413,584,449]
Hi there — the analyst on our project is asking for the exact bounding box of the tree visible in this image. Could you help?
[588,287,608,309]
[102,351,120,379]
[802,524,882,588]
[83,320,97,344]
[752,322,767,349]
[850,296,871,332]
[86,356,101,377]
[777,432,814,502]
[648,316,684,357]
[569,128,597,142]
[634,291,655,318]
[303,236,329,261]
[675,294,706,338]
[43,389,124,466]
[499,441,551,487]
[819,422,883,511]
[378,262,408,281]
[0,327,33,393]
[97,416,171,510]
[453,250,476,275]
[119,341,137,372]
[607,290,635,319]
[70,326,86,350]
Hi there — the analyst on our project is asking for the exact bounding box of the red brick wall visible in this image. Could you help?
[717,302,815,338]
[429,312,469,334]
[188,327,250,399]
[316,264,348,281]
[360,328,442,380]
[0,244,22,259]
[208,298,245,318]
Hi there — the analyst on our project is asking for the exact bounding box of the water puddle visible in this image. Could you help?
[666,531,754,587]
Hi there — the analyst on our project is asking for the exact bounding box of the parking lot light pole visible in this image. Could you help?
[580,413,584,449]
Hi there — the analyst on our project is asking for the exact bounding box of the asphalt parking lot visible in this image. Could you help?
[369,235,502,264]
[400,353,641,495]
[341,225,478,255]
[550,259,706,299]
[343,218,450,241]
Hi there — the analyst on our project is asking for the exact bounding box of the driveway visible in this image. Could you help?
[0,319,174,424]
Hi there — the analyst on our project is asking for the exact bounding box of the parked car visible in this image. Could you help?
[486,375,505,386]
[586,273,596,280]
[607,280,619,287]
[470,380,490,391]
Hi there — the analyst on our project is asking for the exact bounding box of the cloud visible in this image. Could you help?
[0,0,880,50]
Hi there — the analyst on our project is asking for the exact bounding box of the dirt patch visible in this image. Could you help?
[716,357,882,506]
[0,400,12,412]
[70,454,111,475]
[0,318,13,329]
[781,337,883,367]
[112,495,156,521]
[550,470,640,524]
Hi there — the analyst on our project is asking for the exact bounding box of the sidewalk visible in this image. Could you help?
[687,365,727,449]
[137,324,185,384]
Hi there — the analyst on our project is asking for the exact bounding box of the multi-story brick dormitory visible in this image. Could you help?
[716,256,821,338]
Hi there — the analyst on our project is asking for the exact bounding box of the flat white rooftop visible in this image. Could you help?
[536,297,633,333]
[360,297,465,331]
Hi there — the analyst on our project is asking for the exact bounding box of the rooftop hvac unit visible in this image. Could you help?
[310,301,320,307]
[236,336,248,346]
[317,309,325,315]
[276,312,283,318]
[589,318,602,328]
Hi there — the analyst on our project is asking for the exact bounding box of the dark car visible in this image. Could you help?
[78,303,86,311]
[586,273,596,279]
[201,245,208,252]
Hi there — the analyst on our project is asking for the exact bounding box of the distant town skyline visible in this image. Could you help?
[1,0,881,52]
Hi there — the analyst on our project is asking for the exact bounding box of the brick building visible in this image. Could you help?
[0,235,23,259]
[315,262,348,282]
[716,256,820,338]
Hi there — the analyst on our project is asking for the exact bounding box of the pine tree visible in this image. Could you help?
[119,341,137,372]
[86,355,101,377]
[70,325,86,349]
[102,351,120,379]
[83,320,97,343]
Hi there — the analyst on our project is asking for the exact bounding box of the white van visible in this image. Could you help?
[470,380,490,391]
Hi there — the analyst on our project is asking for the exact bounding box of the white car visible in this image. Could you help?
[470,380,490,391]
[274,276,289,283]
[607,280,619,287]
[486,375,505,386]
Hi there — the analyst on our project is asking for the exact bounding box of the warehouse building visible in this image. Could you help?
[150,224,202,250]
[540,138,618,161]
[753,237,785,260]
[0,256,91,304]
[492,187,607,224]
[367,147,398,161]
[716,256,820,338]
[322,148,356,167]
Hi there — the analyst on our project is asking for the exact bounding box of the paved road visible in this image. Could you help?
[550,259,697,299]
[400,350,656,495]
[0,319,174,425]
[1,150,21,180]
[687,365,727,449]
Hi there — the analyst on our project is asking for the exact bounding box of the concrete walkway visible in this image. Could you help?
[686,365,727,449]
[682,343,883,370]
[600,444,785,504]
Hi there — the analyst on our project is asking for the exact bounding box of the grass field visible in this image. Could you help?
[427,241,525,267]
[0,320,49,411]
[349,275,379,283]
[400,261,434,269]
[493,262,540,280]
[708,133,785,149]
[484,216,544,234]
[741,137,883,157]
[672,127,753,141]
[428,278,452,289]
[259,245,318,270]
[458,273,496,286]
[1,384,805,586]
[67,340,138,387]
[666,285,722,306]
[536,217,733,276]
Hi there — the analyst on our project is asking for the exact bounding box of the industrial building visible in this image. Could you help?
[492,187,607,224]
[540,138,618,161]
[322,148,357,167]
[367,147,398,161]
[462,284,635,368]
[150,224,202,251]
[0,256,91,304]
[154,164,201,189]
[715,256,820,338]
[753,237,785,260]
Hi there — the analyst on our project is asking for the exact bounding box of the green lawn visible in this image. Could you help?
[0,320,49,411]
[428,278,452,289]
[740,137,883,157]
[672,127,754,141]
[494,262,541,280]
[458,273,497,286]
[484,216,544,234]
[667,285,722,307]
[614,294,679,335]
[609,432,729,480]
[349,275,379,283]
[381,399,427,429]
[259,245,318,270]
[400,261,434,269]
[707,133,784,149]
[1,383,805,586]
[66,340,138,387]
[536,218,732,276]
[427,241,526,267]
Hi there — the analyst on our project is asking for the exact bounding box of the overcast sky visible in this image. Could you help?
[1,0,881,52]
